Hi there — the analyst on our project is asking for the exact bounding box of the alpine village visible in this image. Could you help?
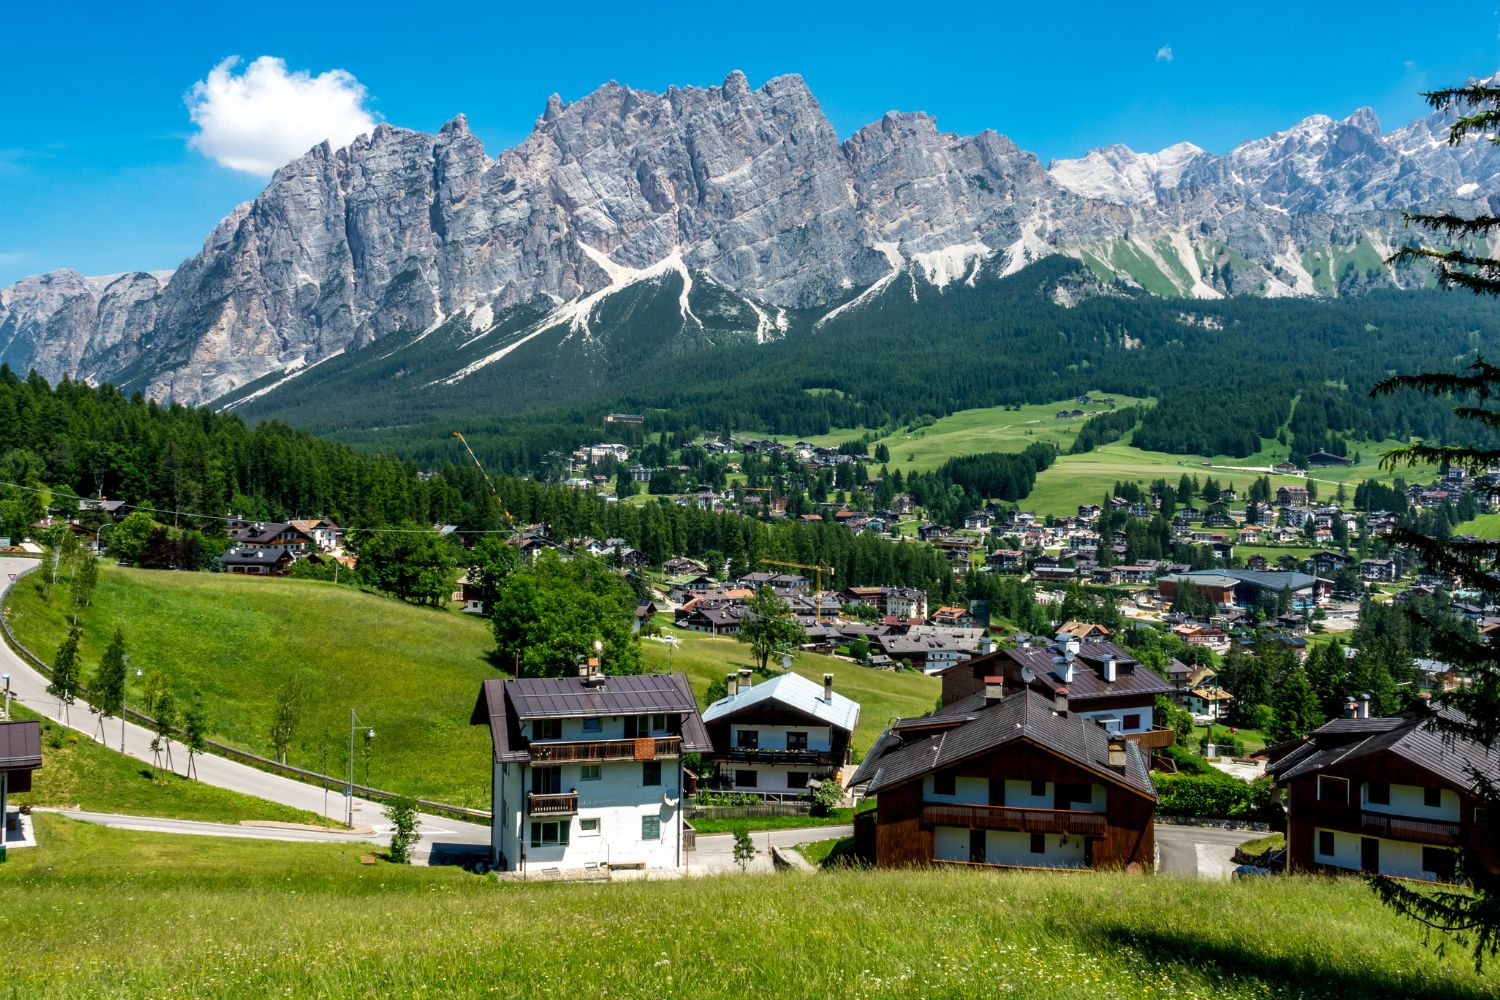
[3,11,1500,997]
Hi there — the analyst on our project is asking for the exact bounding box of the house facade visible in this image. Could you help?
[1267,705,1499,884]
[470,669,712,874]
[702,671,860,798]
[851,687,1156,870]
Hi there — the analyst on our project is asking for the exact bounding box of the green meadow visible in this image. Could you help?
[0,814,1495,999]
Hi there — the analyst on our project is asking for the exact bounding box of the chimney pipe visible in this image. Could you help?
[1343,697,1358,720]
[1359,693,1371,719]
[823,673,834,703]
[1103,657,1117,683]
[984,676,1005,705]
[1054,686,1069,715]
[726,672,738,698]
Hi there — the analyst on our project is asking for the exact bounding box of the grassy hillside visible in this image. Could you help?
[6,568,498,808]
[4,814,1497,998]
[5,568,937,805]
[8,704,339,826]
[639,628,939,758]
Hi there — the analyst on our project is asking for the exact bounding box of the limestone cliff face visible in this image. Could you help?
[7,71,1499,404]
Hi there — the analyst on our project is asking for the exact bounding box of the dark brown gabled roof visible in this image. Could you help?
[0,720,41,770]
[470,674,713,763]
[850,689,1155,800]
[1267,708,1500,792]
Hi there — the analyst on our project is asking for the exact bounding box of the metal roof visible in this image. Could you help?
[701,672,861,733]
[470,674,713,763]
[850,689,1155,800]
[0,720,42,770]
[1267,707,1499,791]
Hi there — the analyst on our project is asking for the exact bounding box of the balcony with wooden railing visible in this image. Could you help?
[1123,728,1177,751]
[722,746,836,765]
[1359,810,1461,846]
[527,791,579,816]
[923,803,1108,837]
[529,736,682,764]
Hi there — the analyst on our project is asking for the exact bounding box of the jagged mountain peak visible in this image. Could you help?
[8,70,1500,406]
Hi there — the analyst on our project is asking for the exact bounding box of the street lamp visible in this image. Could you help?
[122,661,142,752]
[347,709,374,828]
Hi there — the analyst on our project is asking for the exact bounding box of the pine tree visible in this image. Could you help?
[47,623,82,723]
[1364,76,1500,967]
[1268,662,1321,744]
[91,626,128,734]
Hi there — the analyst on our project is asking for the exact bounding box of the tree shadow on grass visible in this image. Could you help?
[1080,924,1494,1000]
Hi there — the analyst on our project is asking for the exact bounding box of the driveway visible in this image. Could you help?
[689,824,852,874]
[1156,823,1262,878]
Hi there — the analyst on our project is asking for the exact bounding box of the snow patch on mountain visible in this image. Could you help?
[816,242,904,327]
[911,243,991,290]
[1049,142,1206,205]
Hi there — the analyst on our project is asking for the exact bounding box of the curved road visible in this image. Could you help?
[0,556,491,863]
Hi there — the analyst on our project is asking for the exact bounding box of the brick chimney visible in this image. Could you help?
[984,675,1005,705]
[823,673,834,703]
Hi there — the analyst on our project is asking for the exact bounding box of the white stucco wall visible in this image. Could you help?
[1313,827,1457,881]
[1361,782,1460,822]
[1077,706,1154,734]
[932,826,1087,867]
[730,723,832,752]
[499,758,683,872]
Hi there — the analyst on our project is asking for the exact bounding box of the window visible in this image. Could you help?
[1318,830,1335,857]
[530,820,570,847]
[1423,846,1456,881]
[650,713,668,733]
[737,729,759,749]
[1031,779,1047,798]
[787,771,809,790]
[580,764,602,782]
[933,770,956,796]
[642,761,662,786]
[1425,786,1443,809]
[579,818,600,836]
[786,731,809,750]
[1367,780,1390,806]
[581,717,603,733]
[641,816,661,841]
[1123,713,1141,731]
[533,719,561,741]
[736,769,758,788]
[1029,833,1045,854]
[532,767,561,794]
[1318,775,1349,804]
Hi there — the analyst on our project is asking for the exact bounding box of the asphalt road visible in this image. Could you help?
[689,824,853,874]
[1156,823,1262,877]
[0,556,492,863]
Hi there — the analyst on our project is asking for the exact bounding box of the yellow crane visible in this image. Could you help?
[760,559,835,623]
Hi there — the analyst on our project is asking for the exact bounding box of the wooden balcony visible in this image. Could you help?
[1360,810,1461,846]
[922,803,1108,837]
[722,747,836,765]
[529,736,682,764]
[527,791,579,816]
[1123,728,1177,751]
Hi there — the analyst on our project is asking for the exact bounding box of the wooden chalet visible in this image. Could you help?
[1267,701,1499,883]
[851,686,1156,870]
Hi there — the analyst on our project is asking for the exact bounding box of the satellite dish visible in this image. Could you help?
[1021,664,1035,684]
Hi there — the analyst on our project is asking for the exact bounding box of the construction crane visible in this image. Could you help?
[761,559,835,623]
[451,432,513,526]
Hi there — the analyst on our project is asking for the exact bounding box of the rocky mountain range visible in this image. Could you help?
[2,70,1496,407]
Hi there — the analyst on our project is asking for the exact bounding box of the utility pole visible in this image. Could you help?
[347,709,373,828]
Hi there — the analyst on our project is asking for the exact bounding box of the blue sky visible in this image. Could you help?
[3,1,1499,285]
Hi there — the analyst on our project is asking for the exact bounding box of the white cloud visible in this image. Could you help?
[1156,45,1174,62]
[187,56,378,176]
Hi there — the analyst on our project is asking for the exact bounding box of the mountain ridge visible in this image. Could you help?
[3,70,1496,406]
